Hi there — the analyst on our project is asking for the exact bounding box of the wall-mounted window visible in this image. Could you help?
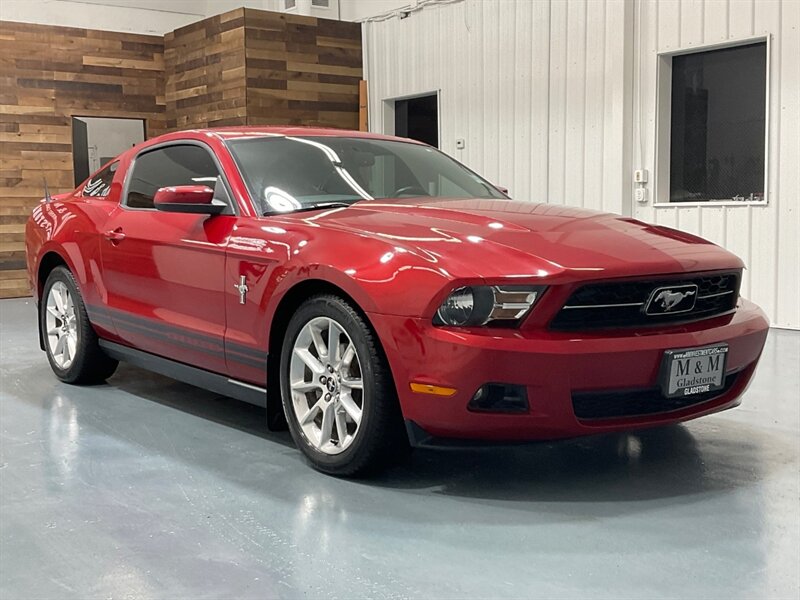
[656,39,768,205]
[285,0,330,10]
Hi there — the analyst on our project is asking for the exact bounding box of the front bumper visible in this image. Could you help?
[368,299,769,442]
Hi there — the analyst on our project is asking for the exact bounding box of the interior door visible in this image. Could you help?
[100,143,234,374]
[71,118,89,186]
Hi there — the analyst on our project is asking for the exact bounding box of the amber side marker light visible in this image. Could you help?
[409,382,458,397]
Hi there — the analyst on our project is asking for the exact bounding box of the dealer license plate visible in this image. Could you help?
[660,343,728,398]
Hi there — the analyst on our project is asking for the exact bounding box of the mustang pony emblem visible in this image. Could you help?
[234,275,249,304]
[654,289,696,312]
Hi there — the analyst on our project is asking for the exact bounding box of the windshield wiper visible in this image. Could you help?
[264,201,353,216]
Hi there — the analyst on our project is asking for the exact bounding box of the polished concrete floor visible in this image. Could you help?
[1,297,798,599]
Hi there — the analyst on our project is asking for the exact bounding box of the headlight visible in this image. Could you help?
[434,285,546,327]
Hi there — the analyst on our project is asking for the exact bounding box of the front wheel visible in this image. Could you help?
[280,294,407,476]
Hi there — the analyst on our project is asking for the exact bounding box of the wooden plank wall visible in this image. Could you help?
[0,20,165,298]
[164,9,247,129]
[244,9,362,129]
[164,8,363,131]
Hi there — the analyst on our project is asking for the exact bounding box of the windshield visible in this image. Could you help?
[225,136,506,214]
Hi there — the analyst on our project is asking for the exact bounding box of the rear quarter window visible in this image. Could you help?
[82,161,119,198]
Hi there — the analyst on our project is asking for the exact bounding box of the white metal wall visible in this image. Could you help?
[341,0,417,21]
[365,0,634,215]
[363,0,799,328]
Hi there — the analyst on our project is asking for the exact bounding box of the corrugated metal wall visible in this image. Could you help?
[365,0,634,214]
[363,0,799,329]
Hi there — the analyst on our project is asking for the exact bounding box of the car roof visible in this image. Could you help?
[146,126,426,145]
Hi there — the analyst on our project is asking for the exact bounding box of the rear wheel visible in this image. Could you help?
[280,294,407,476]
[40,266,118,384]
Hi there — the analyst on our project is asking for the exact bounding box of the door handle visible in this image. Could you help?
[104,228,126,243]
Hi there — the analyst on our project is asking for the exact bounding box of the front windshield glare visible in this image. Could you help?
[225,136,506,214]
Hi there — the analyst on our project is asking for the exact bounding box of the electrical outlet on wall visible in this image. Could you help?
[455,138,465,150]
[635,187,648,203]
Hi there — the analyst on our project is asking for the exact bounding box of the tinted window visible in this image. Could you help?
[126,145,221,209]
[82,161,118,198]
[669,42,766,202]
[226,136,504,214]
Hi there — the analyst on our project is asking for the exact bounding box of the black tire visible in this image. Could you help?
[40,266,118,384]
[279,294,408,476]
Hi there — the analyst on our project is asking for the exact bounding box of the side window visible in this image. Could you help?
[126,144,222,209]
[82,161,118,198]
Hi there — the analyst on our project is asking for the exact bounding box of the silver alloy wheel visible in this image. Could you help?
[45,281,78,370]
[289,316,364,455]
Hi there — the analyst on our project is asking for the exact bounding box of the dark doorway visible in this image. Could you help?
[394,94,438,148]
[71,118,90,186]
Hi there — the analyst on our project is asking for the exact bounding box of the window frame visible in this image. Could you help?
[285,0,331,10]
[121,140,237,215]
[653,34,770,208]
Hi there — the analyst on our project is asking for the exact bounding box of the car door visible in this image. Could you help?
[99,142,235,374]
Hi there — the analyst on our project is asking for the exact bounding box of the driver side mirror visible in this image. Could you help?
[495,185,509,195]
[153,185,226,215]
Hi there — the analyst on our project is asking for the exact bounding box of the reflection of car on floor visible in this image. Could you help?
[25,127,770,476]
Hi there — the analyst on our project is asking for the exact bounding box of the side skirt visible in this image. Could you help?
[99,340,267,408]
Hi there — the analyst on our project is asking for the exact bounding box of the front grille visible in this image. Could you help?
[550,271,740,330]
[572,372,739,420]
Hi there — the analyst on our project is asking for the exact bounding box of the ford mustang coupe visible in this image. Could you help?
[26,127,769,475]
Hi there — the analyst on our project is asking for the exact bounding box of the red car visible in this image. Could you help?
[26,127,769,475]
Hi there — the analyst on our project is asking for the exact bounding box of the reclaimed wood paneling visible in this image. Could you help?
[164,9,247,129]
[0,20,165,298]
[164,8,362,130]
[244,9,362,129]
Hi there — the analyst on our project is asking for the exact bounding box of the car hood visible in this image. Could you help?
[305,198,743,281]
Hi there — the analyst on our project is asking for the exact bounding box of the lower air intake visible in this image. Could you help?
[572,372,739,420]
